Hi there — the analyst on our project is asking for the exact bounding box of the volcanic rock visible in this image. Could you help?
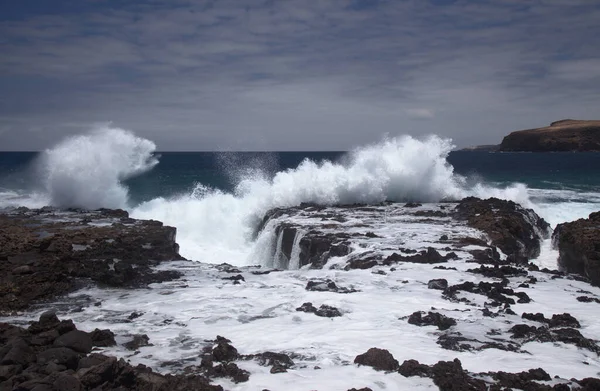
[353,348,399,371]
[407,311,457,331]
[0,208,184,313]
[455,197,550,259]
[553,211,600,286]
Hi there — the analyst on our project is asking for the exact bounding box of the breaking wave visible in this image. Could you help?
[6,126,590,265]
[131,135,531,263]
[39,125,158,209]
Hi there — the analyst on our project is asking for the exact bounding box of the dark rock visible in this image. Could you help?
[444,280,524,307]
[295,302,342,317]
[354,348,399,372]
[212,337,238,362]
[30,330,59,346]
[467,265,528,278]
[553,211,600,286]
[489,368,551,390]
[1,338,35,366]
[0,208,183,313]
[270,364,287,373]
[296,302,318,313]
[247,351,294,369]
[51,372,82,391]
[408,311,456,330]
[0,364,22,381]
[399,359,431,377]
[384,247,457,265]
[548,313,581,329]
[305,279,357,293]
[222,274,245,283]
[577,296,600,303]
[89,328,116,347]
[346,257,379,270]
[431,358,487,390]
[54,330,93,354]
[123,334,151,351]
[428,279,448,290]
[37,347,79,370]
[315,305,342,318]
[455,197,550,259]
[522,312,547,323]
[211,362,249,383]
[127,311,143,320]
[404,202,422,208]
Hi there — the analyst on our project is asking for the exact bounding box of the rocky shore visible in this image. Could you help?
[1,199,600,390]
[0,208,183,314]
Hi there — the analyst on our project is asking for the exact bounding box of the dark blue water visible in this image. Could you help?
[2,151,600,205]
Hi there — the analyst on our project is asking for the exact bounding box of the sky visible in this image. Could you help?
[0,0,599,151]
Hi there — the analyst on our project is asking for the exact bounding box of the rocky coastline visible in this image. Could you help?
[499,119,600,152]
[1,199,600,390]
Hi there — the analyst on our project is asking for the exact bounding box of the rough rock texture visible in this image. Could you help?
[0,207,184,313]
[0,314,226,391]
[553,211,600,286]
[0,314,269,390]
[400,358,598,390]
[455,197,550,259]
[499,119,600,152]
[407,311,457,331]
[353,348,399,372]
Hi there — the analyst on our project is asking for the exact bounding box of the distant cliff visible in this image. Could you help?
[499,119,600,152]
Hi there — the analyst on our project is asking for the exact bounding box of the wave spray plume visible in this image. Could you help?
[40,125,158,209]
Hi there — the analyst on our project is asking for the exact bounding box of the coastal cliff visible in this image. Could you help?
[499,119,600,152]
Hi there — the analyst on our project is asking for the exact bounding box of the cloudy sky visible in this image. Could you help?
[1,0,599,151]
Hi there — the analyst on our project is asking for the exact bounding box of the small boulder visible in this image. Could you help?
[399,359,431,377]
[212,336,238,362]
[1,338,35,366]
[54,330,93,354]
[354,348,399,372]
[427,279,448,290]
[37,347,79,370]
[123,334,151,351]
[90,328,116,347]
[407,311,457,331]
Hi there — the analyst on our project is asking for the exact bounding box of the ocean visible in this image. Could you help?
[1,126,600,264]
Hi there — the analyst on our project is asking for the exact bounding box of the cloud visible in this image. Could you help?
[406,109,435,120]
[0,0,599,150]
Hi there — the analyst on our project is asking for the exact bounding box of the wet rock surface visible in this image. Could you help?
[553,211,600,286]
[0,208,184,313]
[407,311,457,331]
[455,197,550,259]
[0,314,226,391]
[257,197,550,270]
[399,357,598,391]
[296,302,342,317]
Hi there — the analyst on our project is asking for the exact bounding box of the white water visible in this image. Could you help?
[38,125,158,209]
[1,127,599,265]
[132,135,539,264]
